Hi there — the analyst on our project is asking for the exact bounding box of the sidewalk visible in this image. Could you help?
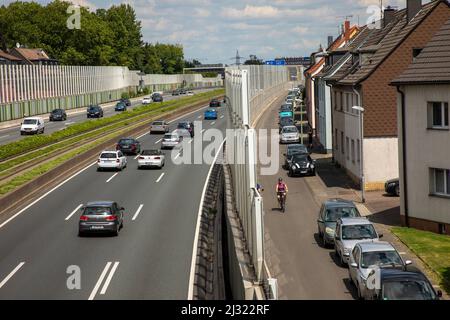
[304,139,448,299]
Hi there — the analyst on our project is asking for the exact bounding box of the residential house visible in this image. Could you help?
[0,50,21,65]
[330,0,450,191]
[391,16,450,234]
[9,47,58,65]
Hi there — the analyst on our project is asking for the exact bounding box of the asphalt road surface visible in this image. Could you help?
[0,88,215,146]
[257,94,355,300]
[0,104,227,299]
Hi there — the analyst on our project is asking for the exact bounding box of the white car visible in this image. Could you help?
[20,117,45,135]
[161,132,183,149]
[142,97,152,105]
[348,241,412,299]
[138,149,165,169]
[97,150,127,171]
[280,126,300,144]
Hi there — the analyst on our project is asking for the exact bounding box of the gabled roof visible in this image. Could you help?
[339,0,447,85]
[11,48,52,63]
[392,15,450,85]
[0,50,21,61]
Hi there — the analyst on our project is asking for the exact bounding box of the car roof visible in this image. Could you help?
[288,144,307,149]
[338,217,371,225]
[101,150,119,153]
[24,117,42,120]
[86,201,114,207]
[380,268,427,281]
[282,126,297,130]
[324,198,356,208]
[357,241,396,252]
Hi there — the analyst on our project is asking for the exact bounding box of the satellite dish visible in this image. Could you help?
[16,42,20,48]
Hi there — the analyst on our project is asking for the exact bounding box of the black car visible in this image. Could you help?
[366,268,442,300]
[283,144,309,169]
[385,178,400,196]
[120,98,131,107]
[287,154,316,177]
[116,138,141,155]
[87,105,104,118]
[279,117,295,133]
[115,102,127,112]
[172,89,181,96]
[177,121,195,137]
[152,93,164,102]
[49,109,67,121]
[209,99,221,108]
[78,201,124,236]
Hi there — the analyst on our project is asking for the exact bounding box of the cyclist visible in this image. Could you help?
[276,178,288,211]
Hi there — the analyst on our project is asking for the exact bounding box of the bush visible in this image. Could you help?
[121,92,130,99]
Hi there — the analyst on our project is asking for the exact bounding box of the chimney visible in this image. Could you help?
[328,36,334,47]
[407,0,422,22]
[383,6,397,27]
[344,20,351,41]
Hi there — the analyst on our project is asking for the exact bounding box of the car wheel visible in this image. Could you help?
[113,225,119,237]
[78,231,84,237]
[322,235,328,248]
[357,284,363,300]
[288,170,292,177]
[312,169,316,176]
[340,252,346,267]
[395,185,400,197]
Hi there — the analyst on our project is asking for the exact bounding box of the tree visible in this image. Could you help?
[244,55,264,65]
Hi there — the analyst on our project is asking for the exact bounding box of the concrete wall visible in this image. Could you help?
[364,137,399,189]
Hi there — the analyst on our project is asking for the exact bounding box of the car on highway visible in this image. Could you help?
[142,97,152,105]
[138,149,165,169]
[78,201,124,237]
[334,217,382,266]
[284,144,309,168]
[363,267,442,300]
[287,153,316,177]
[87,105,104,118]
[116,138,141,155]
[120,98,131,107]
[161,132,183,149]
[385,178,400,196]
[172,88,182,96]
[114,101,127,112]
[150,120,170,134]
[49,109,67,121]
[152,93,164,102]
[204,109,218,120]
[349,241,412,299]
[97,150,127,171]
[317,199,361,247]
[186,90,195,96]
[209,99,221,108]
[279,117,295,133]
[176,121,195,137]
[20,117,45,135]
[280,125,300,144]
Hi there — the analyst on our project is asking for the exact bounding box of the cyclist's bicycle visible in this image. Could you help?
[277,192,286,213]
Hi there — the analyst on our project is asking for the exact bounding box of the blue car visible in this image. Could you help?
[204,109,218,120]
[115,102,127,112]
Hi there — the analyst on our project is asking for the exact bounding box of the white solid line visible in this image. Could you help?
[88,262,112,300]
[155,139,162,144]
[156,173,165,183]
[0,135,10,139]
[132,204,144,221]
[0,262,25,289]
[0,161,97,229]
[211,121,216,125]
[136,132,147,139]
[106,173,118,183]
[187,138,226,300]
[65,204,83,221]
[100,262,119,295]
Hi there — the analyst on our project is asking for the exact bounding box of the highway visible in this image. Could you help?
[0,103,226,299]
[0,88,214,146]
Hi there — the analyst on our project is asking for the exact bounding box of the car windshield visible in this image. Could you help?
[288,145,308,155]
[84,206,112,216]
[153,121,164,125]
[292,155,308,162]
[361,251,403,269]
[141,150,160,156]
[119,139,134,144]
[282,127,298,133]
[207,109,216,112]
[88,106,99,111]
[164,134,176,140]
[281,119,294,125]
[177,123,189,129]
[23,119,37,125]
[100,153,117,159]
[342,224,377,240]
[325,207,360,222]
[382,280,436,300]
[52,109,63,114]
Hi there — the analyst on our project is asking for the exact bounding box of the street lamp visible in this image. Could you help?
[352,105,365,203]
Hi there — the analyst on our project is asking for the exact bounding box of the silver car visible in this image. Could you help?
[78,201,124,236]
[150,120,170,134]
[334,217,382,266]
[348,241,412,299]
[161,132,183,149]
[280,126,300,144]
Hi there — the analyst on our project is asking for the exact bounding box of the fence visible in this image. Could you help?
[224,65,289,298]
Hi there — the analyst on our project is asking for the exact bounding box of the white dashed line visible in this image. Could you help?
[156,173,165,183]
[65,204,83,221]
[220,115,224,119]
[211,121,216,125]
[0,262,25,289]
[106,173,118,183]
[197,115,202,119]
[155,139,162,144]
[132,204,144,221]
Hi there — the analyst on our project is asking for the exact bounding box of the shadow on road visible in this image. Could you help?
[329,251,348,270]
[342,278,359,300]
[368,206,401,227]
[314,158,359,190]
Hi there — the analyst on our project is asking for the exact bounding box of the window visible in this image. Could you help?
[346,137,350,160]
[428,102,449,129]
[431,168,450,196]
[351,139,355,163]
[341,132,344,155]
[335,129,339,150]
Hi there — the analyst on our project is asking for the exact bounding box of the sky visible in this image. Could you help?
[1,0,431,64]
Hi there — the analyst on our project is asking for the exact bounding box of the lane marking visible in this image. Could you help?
[174,152,181,160]
[156,173,165,183]
[0,135,10,139]
[211,121,216,126]
[88,262,112,300]
[134,154,140,160]
[197,115,202,119]
[100,262,120,295]
[188,138,226,300]
[65,204,83,221]
[0,262,25,289]
[106,173,118,183]
[155,139,162,144]
[201,129,205,133]
[220,115,224,119]
[188,139,193,144]
[132,204,144,221]
[136,132,147,139]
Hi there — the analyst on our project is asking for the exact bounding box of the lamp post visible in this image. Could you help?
[352,106,365,203]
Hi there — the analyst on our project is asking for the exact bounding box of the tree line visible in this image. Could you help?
[0,0,185,74]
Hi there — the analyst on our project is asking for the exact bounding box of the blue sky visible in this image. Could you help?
[1,0,429,64]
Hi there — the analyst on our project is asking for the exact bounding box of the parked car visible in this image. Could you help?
[280,126,300,144]
[176,121,195,138]
[150,120,169,134]
[280,104,293,113]
[161,132,183,149]
[209,99,221,108]
[385,178,400,196]
[97,150,127,171]
[116,138,141,155]
[349,241,412,299]
[284,144,309,168]
[114,101,127,112]
[87,105,103,118]
[120,98,131,107]
[317,199,361,247]
[142,97,152,105]
[287,153,316,177]
[172,89,181,96]
[49,109,67,121]
[138,149,165,169]
[363,267,442,300]
[152,93,164,102]
[279,117,295,133]
[78,201,124,237]
[334,217,382,266]
[20,117,45,135]
[204,109,218,120]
